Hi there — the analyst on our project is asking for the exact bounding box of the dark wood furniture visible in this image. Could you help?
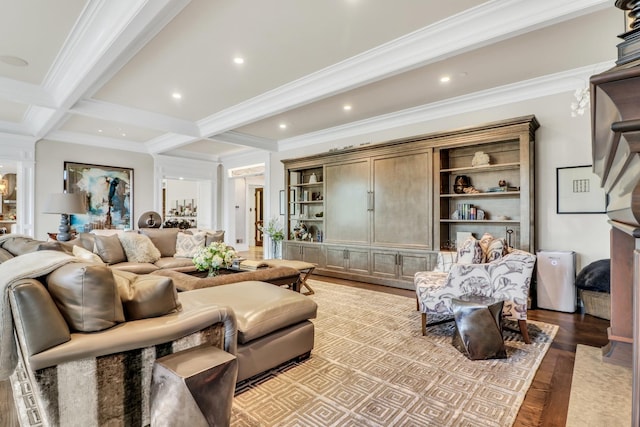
[590,1,640,424]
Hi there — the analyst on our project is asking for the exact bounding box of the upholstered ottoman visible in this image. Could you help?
[179,281,317,382]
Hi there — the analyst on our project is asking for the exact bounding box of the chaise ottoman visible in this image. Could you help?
[178,280,317,382]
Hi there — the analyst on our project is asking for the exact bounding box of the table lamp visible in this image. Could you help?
[44,192,86,241]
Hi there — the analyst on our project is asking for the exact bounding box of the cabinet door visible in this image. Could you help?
[283,242,303,261]
[397,252,430,281]
[372,151,431,248]
[370,249,397,279]
[325,246,347,271]
[302,245,322,265]
[345,248,370,275]
[325,159,370,244]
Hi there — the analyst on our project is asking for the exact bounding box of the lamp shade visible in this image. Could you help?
[43,193,86,214]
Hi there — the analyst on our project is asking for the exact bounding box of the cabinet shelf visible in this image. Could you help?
[440,162,520,173]
[293,201,323,204]
[440,191,520,198]
[290,182,323,187]
[293,218,324,222]
[440,219,520,224]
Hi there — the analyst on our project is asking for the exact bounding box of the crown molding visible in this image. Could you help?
[72,99,200,136]
[0,76,54,108]
[278,61,614,151]
[208,131,277,151]
[160,148,221,163]
[45,129,148,153]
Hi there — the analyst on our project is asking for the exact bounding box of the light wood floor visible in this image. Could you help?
[0,247,610,427]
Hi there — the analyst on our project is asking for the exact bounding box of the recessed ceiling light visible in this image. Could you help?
[97,129,103,133]
[179,177,184,180]
[172,92,182,99]
[121,133,127,137]
[440,76,451,83]
[234,57,244,64]
[0,55,29,67]
[279,123,287,129]
[343,105,352,111]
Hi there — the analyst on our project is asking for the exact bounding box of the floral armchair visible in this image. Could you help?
[415,247,536,344]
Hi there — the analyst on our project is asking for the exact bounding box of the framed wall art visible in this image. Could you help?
[64,162,133,231]
[556,165,607,214]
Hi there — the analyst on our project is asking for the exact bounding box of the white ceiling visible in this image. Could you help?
[0,0,624,164]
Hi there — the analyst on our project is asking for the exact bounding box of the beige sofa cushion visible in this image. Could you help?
[179,281,317,344]
[94,234,127,264]
[112,270,181,320]
[0,247,13,263]
[118,232,161,263]
[139,228,179,257]
[2,236,42,256]
[46,263,125,332]
[72,245,105,264]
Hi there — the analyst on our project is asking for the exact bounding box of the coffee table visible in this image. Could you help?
[451,294,507,360]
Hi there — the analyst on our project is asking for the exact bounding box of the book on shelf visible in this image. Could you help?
[487,186,519,192]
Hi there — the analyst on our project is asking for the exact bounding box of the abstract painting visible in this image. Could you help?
[64,162,133,231]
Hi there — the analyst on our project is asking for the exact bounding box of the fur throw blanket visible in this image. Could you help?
[0,250,77,380]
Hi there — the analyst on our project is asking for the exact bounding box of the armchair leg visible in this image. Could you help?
[518,319,531,344]
[421,313,427,336]
[416,296,419,311]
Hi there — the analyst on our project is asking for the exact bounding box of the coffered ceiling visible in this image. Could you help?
[0,0,624,162]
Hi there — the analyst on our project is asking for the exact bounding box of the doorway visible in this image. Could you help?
[254,187,264,246]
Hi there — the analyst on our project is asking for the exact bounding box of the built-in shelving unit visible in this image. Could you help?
[282,115,538,289]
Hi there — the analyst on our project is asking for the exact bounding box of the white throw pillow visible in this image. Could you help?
[118,232,161,263]
[72,245,105,264]
[457,236,482,264]
[434,251,457,272]
[174,232,206,258]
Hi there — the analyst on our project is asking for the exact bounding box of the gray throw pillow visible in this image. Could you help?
[46,263,125,332]
[94,234,127,264]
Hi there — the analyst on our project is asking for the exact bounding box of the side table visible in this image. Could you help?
[150,345,237,426]
[451,294,507,360]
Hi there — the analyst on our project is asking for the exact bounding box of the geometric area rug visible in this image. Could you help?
[231,280,558,426]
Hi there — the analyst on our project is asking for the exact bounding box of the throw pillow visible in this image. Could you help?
[478,233,495,261]
[139,228,179,257]
[94,234,127,264]
[174,231,206,258]
[486,238,506,262]
[46,263,125,332]
[118,232,161,263]
[72,245,105,264]
[457,236,482,264]
[112,270,182,320]
[205,230,225,246]
[434,251,457,272]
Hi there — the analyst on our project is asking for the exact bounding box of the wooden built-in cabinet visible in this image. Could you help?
[282,115,538,289]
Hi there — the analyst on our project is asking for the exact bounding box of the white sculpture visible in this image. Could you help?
[472,151,490,167]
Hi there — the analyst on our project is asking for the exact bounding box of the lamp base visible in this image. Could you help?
[57,213,71,242]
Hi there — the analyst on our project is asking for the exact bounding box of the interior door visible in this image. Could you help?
[254,187,263,247]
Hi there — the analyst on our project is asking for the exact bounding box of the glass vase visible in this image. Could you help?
[271,239,282,259]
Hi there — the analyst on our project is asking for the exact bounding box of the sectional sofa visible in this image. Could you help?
[0,232,318,425]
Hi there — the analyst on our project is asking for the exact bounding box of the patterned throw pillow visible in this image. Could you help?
[486,238,506,262]
[118,232,161,263]
[174,232,206,258]
[457,236,482,264]
[434,251,457,272]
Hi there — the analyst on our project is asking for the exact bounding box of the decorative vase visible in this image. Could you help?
[271,239,282,259]
[208,266,220,277]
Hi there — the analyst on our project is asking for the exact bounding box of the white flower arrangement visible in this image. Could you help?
[193,241,237,276]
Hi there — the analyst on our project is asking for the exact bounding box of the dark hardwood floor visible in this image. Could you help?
[0,247,610,427]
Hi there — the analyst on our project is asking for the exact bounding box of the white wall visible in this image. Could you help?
[267,90,610,271]
[35,140,155,240]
